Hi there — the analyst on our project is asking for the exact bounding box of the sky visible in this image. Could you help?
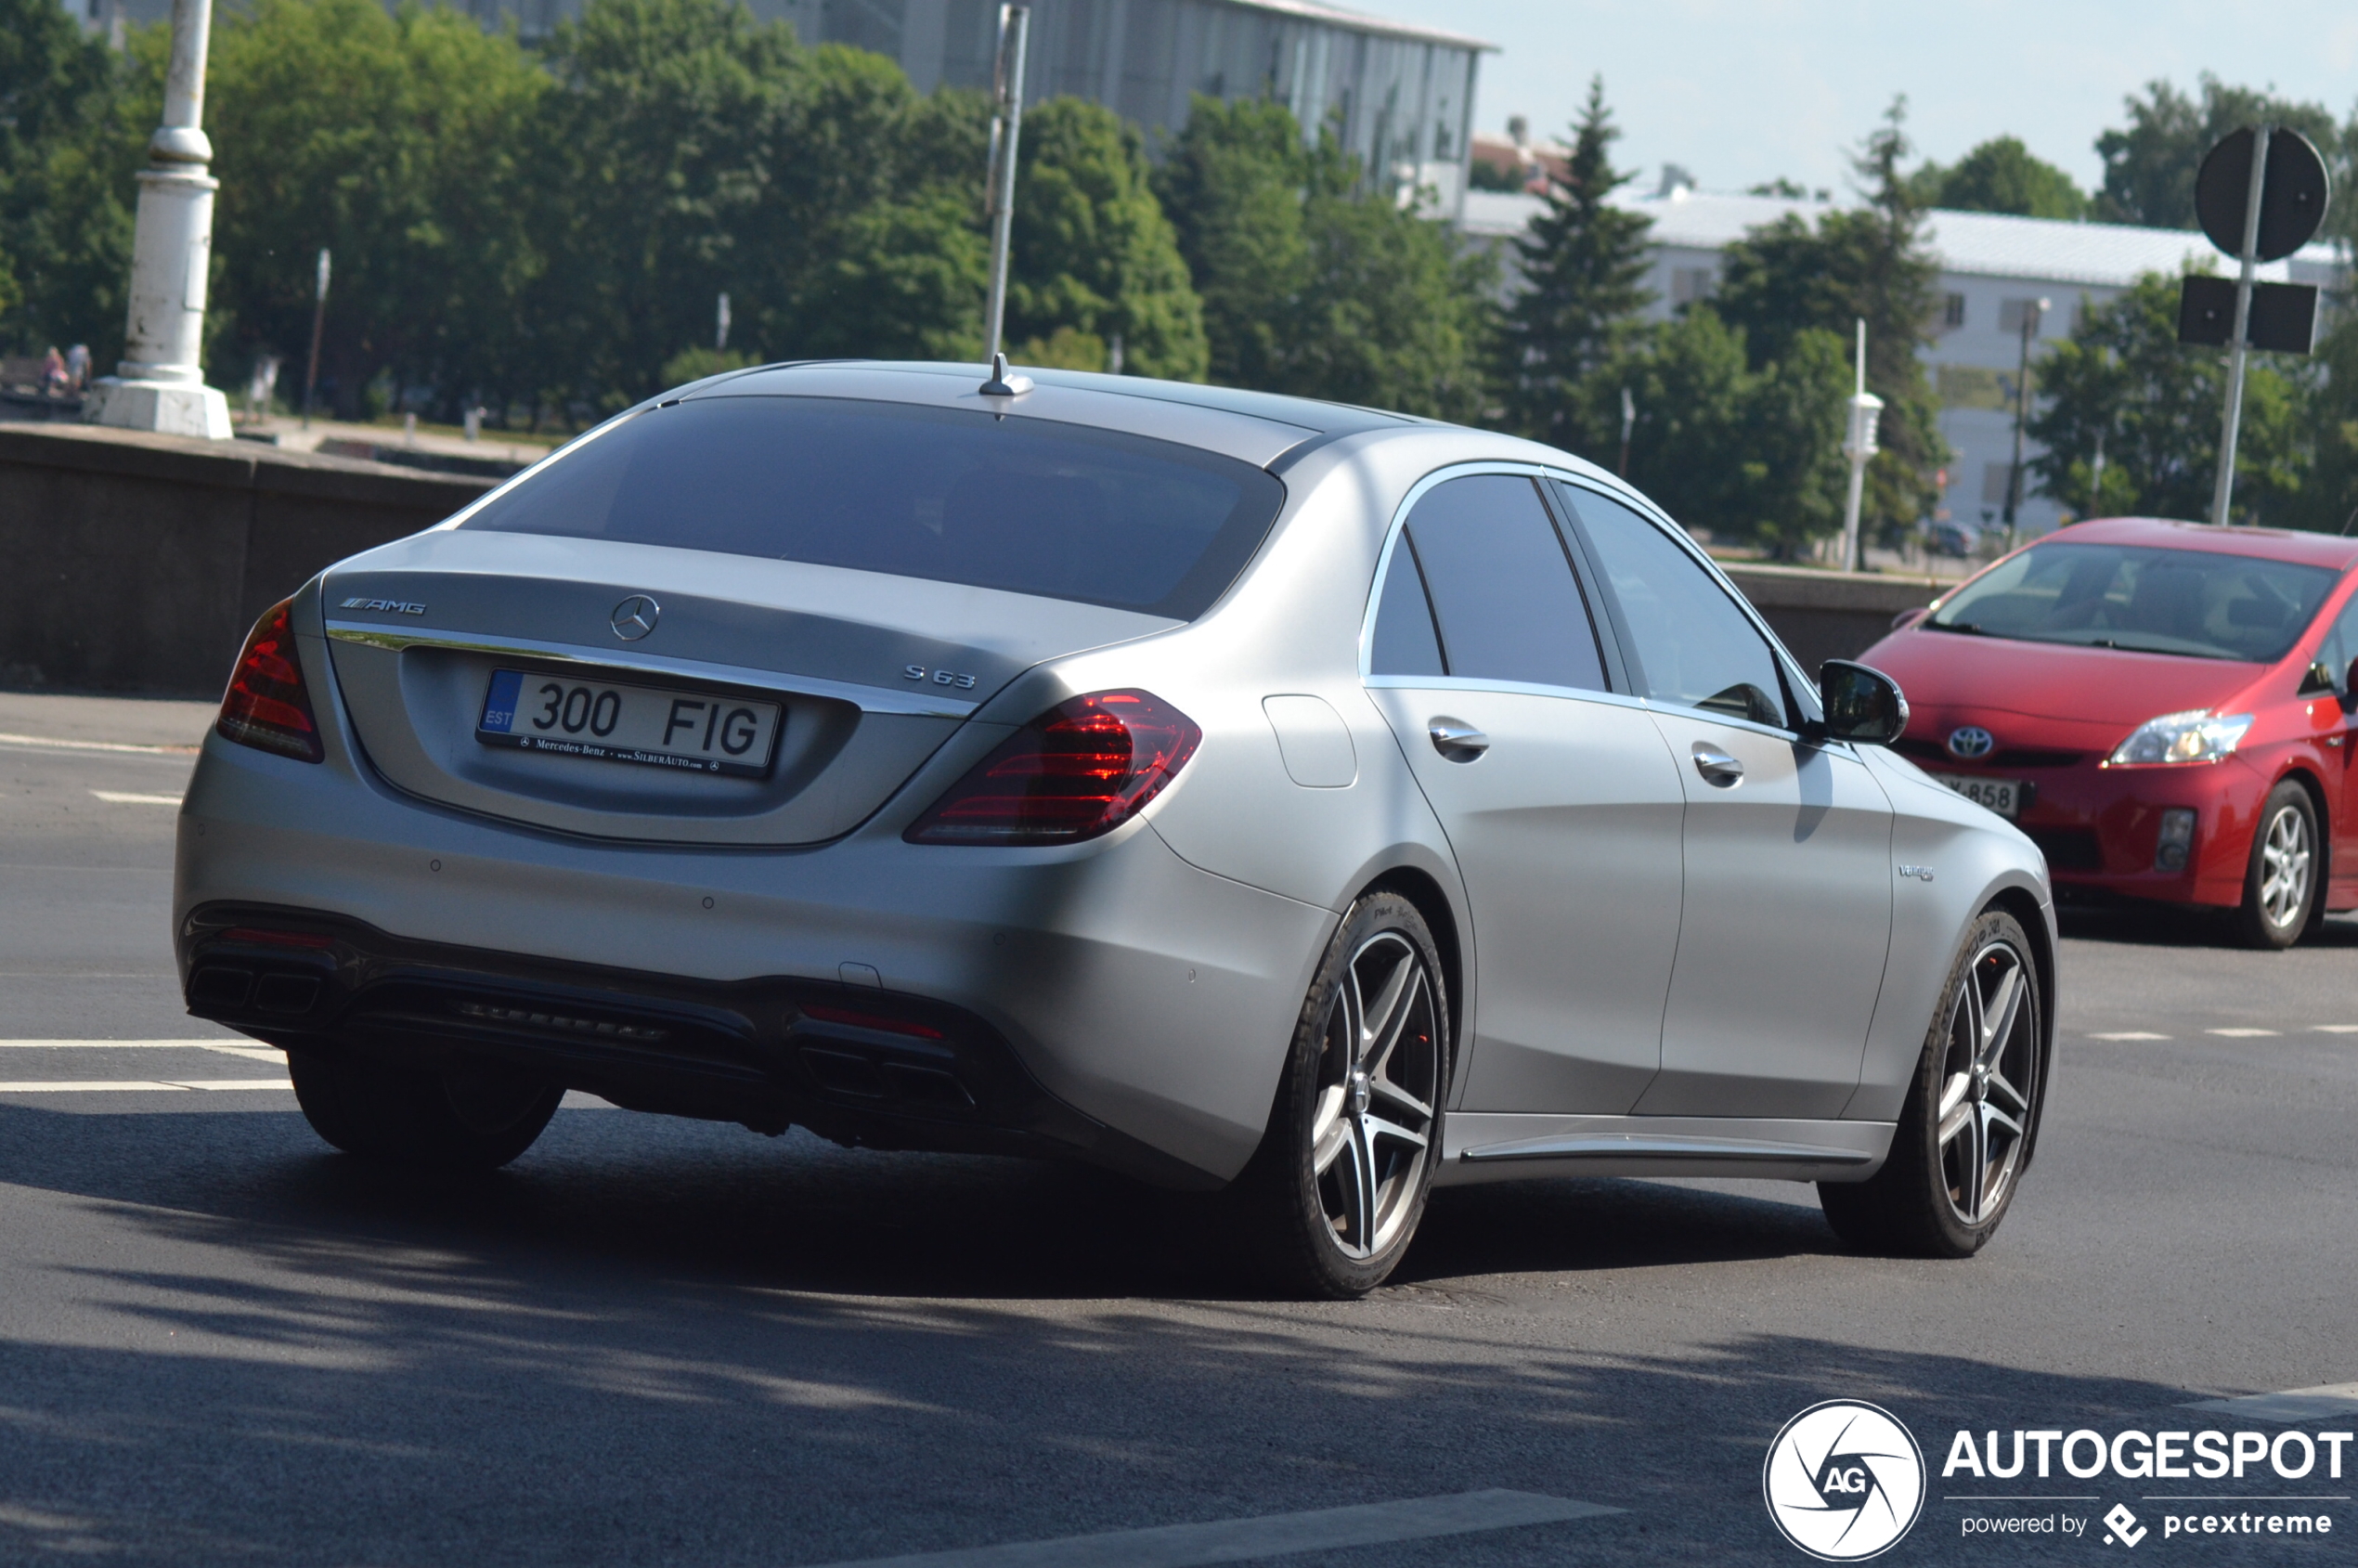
[1372,0,2358,200]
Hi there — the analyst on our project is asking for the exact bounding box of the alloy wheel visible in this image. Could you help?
[2257,803,2312,930]
[1936,938,2038,1228]
[1309,930,1442,1259]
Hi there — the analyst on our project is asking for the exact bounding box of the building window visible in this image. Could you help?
[1998,298,2047,335]
[1942,293,1966,330]
[1670,267,1715,305]
[1982,462,2019,508]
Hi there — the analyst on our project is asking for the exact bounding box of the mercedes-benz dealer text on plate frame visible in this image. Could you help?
[175,361,2054,1298]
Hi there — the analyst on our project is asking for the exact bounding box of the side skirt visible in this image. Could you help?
[1434,1112,1896,1186]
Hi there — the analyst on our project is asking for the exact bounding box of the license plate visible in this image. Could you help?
[1932,772,2022,819]
[476,669,782,778]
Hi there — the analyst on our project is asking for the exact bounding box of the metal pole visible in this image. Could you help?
[981,5,1030,365]
[2002,296,2045,548]
[1617,385,1634,477]
[2209,125,2271,527]
[83,0,231,437]
[1840,318,1881,573]
[301,247,330,428]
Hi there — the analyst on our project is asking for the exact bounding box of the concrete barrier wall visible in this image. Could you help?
[1,422,1947,698]
[0,424,490,696]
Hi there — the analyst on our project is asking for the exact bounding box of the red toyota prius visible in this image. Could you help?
[1860,518,2358,947]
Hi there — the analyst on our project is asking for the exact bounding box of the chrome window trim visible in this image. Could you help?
[322,622,980,719]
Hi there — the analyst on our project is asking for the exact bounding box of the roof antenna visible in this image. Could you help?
[2342,504,2358,537]
[978,351,1032,397]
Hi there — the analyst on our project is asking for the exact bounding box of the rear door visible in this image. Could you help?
[1364,471,1685,1115]
[1556,482,1895,1121]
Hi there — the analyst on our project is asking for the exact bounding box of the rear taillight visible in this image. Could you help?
[218,598,324,762]
[906,689,1201,845]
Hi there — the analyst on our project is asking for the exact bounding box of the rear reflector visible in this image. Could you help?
[905,689,1201,845]
[799,1003,945,1041]
[218,598,324,762]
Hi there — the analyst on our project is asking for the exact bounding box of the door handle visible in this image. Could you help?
[1691,742,1743,787]
[1428,718,1489,762]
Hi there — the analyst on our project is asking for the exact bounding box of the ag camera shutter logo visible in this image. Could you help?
[1763,1400,1926,1561]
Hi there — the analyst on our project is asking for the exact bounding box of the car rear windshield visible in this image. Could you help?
[1925,540,2338,662]
[458,395,1287,619]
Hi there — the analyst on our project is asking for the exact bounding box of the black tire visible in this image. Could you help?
[2233,782,2319,950]
[1231,892,1451,1300]
[290,1049,562,1172]
[1820,909,2042,1258]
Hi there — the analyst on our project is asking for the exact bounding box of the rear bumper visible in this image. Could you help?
[175,730,1337,1187]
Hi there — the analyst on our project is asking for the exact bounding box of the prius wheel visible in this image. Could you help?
[2234,783,2318,950]
[291,1049,563,1172]
[1235,893,1449,1300]
[1820,910,2042,1259]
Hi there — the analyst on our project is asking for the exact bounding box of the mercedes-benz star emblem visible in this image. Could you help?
[610,595,660,641]
[1946,725,1994,759]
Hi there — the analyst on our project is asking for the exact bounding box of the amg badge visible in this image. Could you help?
[339,597,428,615]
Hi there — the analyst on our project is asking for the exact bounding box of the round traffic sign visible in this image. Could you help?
[2196,127,2331,263]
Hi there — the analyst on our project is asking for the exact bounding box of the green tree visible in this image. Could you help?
[2296,311,2358,535]
[1494,76,1654,446]
[1153,95,1308,390]
[1912,136,2086,219]
[206,0,551,419]
[1004,97,1204,379]
[2027,270,2305,525]
[2092,76,2346,235]
[1714,98,1947,542]
[0,0,143,358]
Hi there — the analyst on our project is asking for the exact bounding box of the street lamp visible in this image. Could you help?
[2002,296,2049,547]
[1839,318,1884,573]
[83,0,232,439]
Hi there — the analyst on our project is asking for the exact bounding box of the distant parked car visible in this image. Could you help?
[1861,517,2358,947]
[1925,519,1981,558]
[176,360,2056,1294]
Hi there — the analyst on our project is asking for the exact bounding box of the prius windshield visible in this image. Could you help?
[1925,541,2337,662]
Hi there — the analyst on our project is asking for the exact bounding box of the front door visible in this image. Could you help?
[1366,472,1685,1115]
[1557,481,1896,1120]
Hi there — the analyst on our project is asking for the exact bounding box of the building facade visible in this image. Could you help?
[1463,184,2345,536]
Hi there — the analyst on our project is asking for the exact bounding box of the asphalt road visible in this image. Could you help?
[1,691,2352,1567]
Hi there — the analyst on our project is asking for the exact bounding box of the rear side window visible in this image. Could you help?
[459,396,1286,620]
[1374,474,1607,691]
[1557,483,1790,728]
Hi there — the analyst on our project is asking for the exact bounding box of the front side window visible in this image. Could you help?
[2310,590,2358,692]
[459,396,1286,620]
[1925,541,2338,664]
[1556,483,1789,728]
[1369,474,1607,691]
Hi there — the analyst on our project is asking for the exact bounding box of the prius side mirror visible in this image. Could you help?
[1814,660,1909,746]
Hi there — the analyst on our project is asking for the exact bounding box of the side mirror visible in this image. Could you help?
[1816,660,1909,745]
[2346,656,2358,713]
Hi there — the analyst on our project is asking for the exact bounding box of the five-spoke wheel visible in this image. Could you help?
[1820,908,2044,1257]
[1237,892,1448,1298]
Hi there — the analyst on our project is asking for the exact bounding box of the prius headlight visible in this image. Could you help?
[2105,710,2254,766]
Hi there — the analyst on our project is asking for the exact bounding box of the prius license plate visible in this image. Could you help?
[476,668,782,778]
[1932,772,2022,819]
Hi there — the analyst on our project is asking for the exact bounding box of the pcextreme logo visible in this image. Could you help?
[1764,1401,1928,1561]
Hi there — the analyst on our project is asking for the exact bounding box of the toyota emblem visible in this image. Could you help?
[610,595,660,641]
[1946,725,1994,759]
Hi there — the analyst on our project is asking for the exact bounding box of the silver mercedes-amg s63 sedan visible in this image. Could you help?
[175,359,2055,1297]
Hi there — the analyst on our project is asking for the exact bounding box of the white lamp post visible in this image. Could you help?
[84,0,232,439]
[1839,317,1884,573]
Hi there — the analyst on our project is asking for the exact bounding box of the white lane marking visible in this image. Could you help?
[0,731,198,756]
[88,790,183,806]
[2090,1031,2169,1041]
[2207,1028,2280,1038]
[2316,1025,2358,1034]
[0,1041,279,1060]
[2183,1381,2358,1422]
[0,1082,190,1093]
[162,1079,292,1092]
[799,1490,1619,1568]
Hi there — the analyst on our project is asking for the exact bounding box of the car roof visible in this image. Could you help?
[2047,516,2358,573]
[678,359,1431,470]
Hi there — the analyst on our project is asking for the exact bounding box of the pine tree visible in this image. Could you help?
[1495,76,1653,448]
